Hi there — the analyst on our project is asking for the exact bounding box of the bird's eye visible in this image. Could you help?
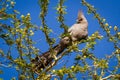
[76,18,83,23]
[79,18,83,21]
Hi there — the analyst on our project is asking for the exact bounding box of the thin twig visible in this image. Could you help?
[0,63,11,68]
[102,75,115,80]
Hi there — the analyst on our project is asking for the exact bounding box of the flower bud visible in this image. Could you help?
[114,26,118,31]
[27,13,30,16]
[105,23,109,27]
[21,15,24,18]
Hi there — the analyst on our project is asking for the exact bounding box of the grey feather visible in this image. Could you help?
[68,10,88,41]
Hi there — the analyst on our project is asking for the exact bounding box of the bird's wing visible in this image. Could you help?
[68,27,72,33]
[68,24,76,33]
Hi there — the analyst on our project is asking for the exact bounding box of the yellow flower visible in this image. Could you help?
[114,26,118,31]
[109,26,112,29]
[11,1,15,5]
[30,30,34,36]
[71,66,74,69]
[20,29,23,32]
[59,70,62,73]
[52,70,56,73]
[21,15,24,18]
[83,55,86,58]
[22,34,26,38]
[115,49,120,54]
[118,32,120,35]
[94,62,97,65]
[27,13,30,16]
[102,19,106,22]
[92,34,95,37]
[105,23,109,27]
[31,32,34,36]
[16,29,19,32]
[16,38,20,43]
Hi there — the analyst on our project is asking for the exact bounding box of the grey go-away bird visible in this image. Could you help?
[68,10,88,41]
[31,10,88,72]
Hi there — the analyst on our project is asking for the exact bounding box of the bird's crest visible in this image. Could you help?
[76,10,84,23]
[78,10,83,19]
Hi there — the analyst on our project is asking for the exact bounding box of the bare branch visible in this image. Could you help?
[102,75,115,80]
[0,63,11,68]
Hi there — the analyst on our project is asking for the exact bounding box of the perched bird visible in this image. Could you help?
[31,37,71,71]
[68,10,88,41]
[31,10,88,72]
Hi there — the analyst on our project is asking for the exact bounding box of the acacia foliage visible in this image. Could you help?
[0,0,120,80]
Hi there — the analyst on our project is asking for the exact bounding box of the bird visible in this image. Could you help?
[31,10,88,72]
[68,10,88,41]
[31,37,71,71]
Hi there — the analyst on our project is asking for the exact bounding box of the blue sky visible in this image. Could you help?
[0,0,120,79]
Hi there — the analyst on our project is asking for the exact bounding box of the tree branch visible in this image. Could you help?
[102,75,115,80]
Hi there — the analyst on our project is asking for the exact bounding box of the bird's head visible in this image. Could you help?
[76,10,87,24]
